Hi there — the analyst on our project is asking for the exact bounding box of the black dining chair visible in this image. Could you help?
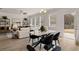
[29,33,40,45]
[26,44,61,51]
[27,32,61,51]
[32,33,54,50]
[52,32,60,46]
[26,44,53,51]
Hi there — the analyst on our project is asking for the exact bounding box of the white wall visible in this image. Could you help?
[74,9,79,45]
[27,8,77,38]
[56,12,64,37]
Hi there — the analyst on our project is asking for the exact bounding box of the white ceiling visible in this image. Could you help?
[0,8,49,15]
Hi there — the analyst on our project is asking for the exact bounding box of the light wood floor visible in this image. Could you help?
[0,34,79,51]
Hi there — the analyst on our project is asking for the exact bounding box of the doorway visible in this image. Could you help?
[64,14,75,39]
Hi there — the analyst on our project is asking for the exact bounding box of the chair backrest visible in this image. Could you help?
[52,32,60,40]
[29,33,39,39]
[40,34,54,45]
[41,33,52,39]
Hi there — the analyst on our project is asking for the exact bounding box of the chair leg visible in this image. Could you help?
[32,38,39,46]
[55,40,57,46]
[33,41,40,48]
[58,40,60,45]
[29,37,31,42]
[32,39,33,45]
[38,38,39,41]
[39,43,42,50]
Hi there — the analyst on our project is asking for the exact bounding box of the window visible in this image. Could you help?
[49,15,56,28]
[36,16,40,26]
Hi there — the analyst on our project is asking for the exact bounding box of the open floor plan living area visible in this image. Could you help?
[0,8,79,51]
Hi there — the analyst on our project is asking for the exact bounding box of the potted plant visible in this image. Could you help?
[39,25,46,32]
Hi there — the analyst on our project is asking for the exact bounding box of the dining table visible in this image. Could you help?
[31,30,59,50]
